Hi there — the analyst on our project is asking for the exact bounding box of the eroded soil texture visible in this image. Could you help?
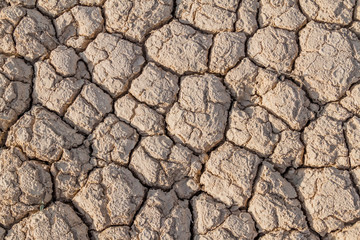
[1,0,360,239]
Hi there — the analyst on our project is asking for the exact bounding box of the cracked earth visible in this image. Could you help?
[0,0,360,239]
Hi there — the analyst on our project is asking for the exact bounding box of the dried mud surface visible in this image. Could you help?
[1,0,360,239]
